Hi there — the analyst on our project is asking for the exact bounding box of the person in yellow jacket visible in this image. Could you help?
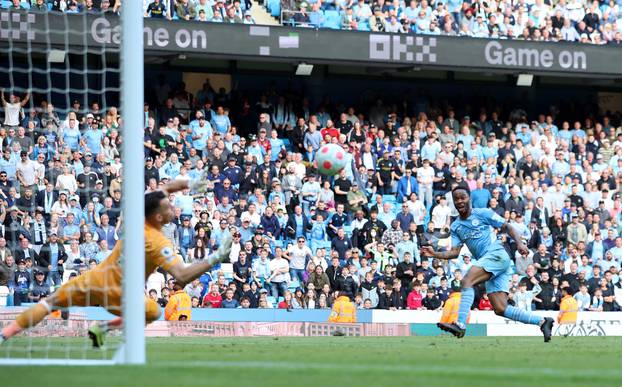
[328,291,357,323]
[557,286,578,325]
[438,283,470,327]
[165,283,192,321]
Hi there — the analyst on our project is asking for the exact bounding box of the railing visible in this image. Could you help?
[280,10,321,29]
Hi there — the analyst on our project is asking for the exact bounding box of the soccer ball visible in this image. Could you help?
[316,144,348,176]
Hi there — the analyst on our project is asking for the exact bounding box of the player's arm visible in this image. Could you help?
[500,222,529,255]
[20,91,30,107]
[160,172,208,195]
[421,244,462,261]
[166,258,221,288]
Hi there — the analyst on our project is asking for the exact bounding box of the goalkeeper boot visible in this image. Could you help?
[540,317,554,343]
[437,322,466,338]
[88,324,106,349]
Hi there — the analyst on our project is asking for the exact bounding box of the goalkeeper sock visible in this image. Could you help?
[101,317,123,332]
[503,305,542,325]
[15,301,51,330]
[456,287,474,328]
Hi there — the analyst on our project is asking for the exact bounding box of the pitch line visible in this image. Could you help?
[157,360,622,379]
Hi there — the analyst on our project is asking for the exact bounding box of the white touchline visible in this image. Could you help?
[157,360,622,379]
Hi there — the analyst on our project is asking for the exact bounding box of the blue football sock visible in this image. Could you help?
[457,287,474,327]
[503,305,542,325]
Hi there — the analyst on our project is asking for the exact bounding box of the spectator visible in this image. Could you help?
[557,286,579,325]
[164,283,192,320]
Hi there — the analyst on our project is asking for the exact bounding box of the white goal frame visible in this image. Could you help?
[0,3,145,366]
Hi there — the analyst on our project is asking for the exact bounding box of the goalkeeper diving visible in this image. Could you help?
[0,179,234,348]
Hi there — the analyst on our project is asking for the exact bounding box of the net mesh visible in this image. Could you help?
[0,9,125,363]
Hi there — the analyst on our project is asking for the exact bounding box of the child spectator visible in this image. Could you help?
[478,293,493,310]
[407,281,423,310]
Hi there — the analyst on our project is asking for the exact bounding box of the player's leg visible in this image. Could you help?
[0,284,78,343]
[438,265,490,338]
[455,266,490,326]
[89,298,161,348]
[488,290,554,342]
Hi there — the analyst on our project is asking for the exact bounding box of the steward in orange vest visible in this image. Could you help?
[558,286,578,325]
[328,292,357,323]
[165,284,192,321]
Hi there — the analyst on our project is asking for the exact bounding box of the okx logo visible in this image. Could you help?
[369,34,437,63]
[0,12,36,41]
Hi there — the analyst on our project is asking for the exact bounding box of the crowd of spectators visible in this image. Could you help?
[4,1,622,45]
[1,0,257,24]
[281,0,622,45]
[2,73,622,314]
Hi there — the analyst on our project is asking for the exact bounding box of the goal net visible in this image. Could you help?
[0,5,144,365]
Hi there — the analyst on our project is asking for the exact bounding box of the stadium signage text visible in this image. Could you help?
[91,17,207,50]
[484,41,587,70]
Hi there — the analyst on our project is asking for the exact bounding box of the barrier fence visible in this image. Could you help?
[1,308,621,337]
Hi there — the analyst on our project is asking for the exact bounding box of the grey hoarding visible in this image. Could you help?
[1,10,621,77]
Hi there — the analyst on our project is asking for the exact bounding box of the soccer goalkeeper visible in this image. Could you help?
[0,179,233,348]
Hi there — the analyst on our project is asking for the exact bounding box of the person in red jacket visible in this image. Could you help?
[478,292,493,310]
[202,283,223,308]
[278,290,294,310]
[407,281,424,310]
[320,120,340,141]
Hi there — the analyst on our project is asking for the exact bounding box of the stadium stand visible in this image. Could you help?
[1,71,622,313]
[3,0,621,45]
[0,2,621,314]
[0,0,622,46]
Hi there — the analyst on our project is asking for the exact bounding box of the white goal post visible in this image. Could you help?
[121,0,146,366]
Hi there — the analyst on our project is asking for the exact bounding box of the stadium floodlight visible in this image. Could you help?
[0,7,143,365]
[516,74,534,87]
[295,63,314,76]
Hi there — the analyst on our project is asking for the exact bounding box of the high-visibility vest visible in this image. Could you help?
[558,295,578,324]
[439,292,470,324]
[164,290,193,321]
[328,296,357,323]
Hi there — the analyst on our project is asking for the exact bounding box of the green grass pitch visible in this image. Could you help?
[2,336,621,387]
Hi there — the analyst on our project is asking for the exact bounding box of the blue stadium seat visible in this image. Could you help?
[1,1,10,9]
[267,296,277,305]
[382,195,397,204]
[267,0,280,18]
[358,20,370,31]
[282,138,292,152]
[20,1,30,9]
[309,9,324,27]
[322,10,340,29]
[319,240,332,253]
[343,225,353,237]
[289,279,300,289]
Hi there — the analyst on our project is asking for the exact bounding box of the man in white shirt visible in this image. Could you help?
[416,159,435,209]
[16,151,38,193]
[431,196,451,231]
[300,174,321,216]
[240,203,261,227]
[287,236,312,284]
[267,247,290,297]
[1,88,30,128]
